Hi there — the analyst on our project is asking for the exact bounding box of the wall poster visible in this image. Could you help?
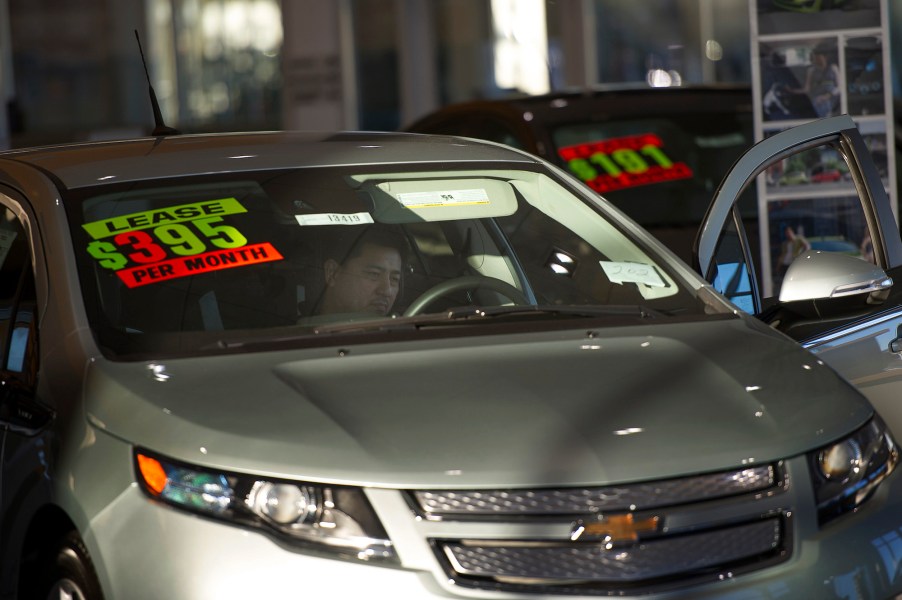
[750,0,895,297]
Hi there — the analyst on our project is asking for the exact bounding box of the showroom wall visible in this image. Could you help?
[0,0,899,147]
[279,0,754,131]
[3,0,152,146]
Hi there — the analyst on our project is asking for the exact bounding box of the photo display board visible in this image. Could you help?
[750,0,895,297]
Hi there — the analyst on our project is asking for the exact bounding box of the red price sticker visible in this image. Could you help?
[558,133,693,193]
[115,242,283,288]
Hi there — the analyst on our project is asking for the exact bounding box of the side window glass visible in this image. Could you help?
[415,116,471,137]
[0,208,36,380]
[709,140,880,313]
[710,209,757,314]
[8,269,36,374]
[478,118,526,150]
[763,144,875,301]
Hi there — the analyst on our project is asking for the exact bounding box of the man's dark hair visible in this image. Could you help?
[325,223,411,266]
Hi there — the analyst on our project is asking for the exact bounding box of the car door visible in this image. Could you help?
[694,114,902,422]
[0,190,54,593]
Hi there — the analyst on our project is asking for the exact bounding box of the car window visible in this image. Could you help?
[474,117,526,150]
[707,207,758,314]
[413,115,527,150]
[408,116,474,138]
[65,164,726,359]
[0,205,38,383]
[698,116,901,340]
[552,114,755,226]
[707,148,876,310]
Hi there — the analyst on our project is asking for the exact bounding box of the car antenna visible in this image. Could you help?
[135,30,180,136]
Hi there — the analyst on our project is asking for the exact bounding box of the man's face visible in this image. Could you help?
[323,243,402,315]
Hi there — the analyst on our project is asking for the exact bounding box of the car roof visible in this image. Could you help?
[406,84,752,129]
[0,131,538,190]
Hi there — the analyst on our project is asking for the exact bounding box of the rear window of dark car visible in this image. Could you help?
[552,113,755,228]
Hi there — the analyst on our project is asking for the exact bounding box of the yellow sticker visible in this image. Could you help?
[83,198,247,240]
[397,189,490,209]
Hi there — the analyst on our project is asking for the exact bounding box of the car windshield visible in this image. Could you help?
[66,162,724,358]
[551,114,755,228]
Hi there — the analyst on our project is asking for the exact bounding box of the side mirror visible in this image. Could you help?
[779,251,893,303]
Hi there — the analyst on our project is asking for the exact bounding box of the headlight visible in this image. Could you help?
[809,415,898,526]
[134,449,395,562]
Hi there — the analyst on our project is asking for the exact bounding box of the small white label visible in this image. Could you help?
[397,189,490,208]
[295,212,375,226]
[600,261,666,287]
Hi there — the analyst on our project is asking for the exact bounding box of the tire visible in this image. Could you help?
[35,531,104,600]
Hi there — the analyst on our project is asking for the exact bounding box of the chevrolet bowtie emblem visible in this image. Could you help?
[570,513,660,543]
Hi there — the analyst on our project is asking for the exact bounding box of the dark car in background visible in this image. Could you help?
[406,85,754,262]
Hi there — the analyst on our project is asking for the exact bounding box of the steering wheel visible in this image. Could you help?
[404,275,530,316]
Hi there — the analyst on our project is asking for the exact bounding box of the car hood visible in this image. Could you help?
[84,316,871,489]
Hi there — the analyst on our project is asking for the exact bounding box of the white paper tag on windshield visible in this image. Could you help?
[601,261,666,287]
[397,189,490,208]
[295,212,375,226]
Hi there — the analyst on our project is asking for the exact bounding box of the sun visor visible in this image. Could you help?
[363,178,519,223]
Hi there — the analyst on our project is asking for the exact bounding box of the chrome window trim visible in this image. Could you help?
[801,307,902,350]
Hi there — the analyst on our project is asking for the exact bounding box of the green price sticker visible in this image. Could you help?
[82,198,247,240]
[559,134,692,194]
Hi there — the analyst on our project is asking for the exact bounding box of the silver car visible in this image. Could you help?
[0,117,901,599]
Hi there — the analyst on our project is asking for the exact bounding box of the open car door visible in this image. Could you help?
[694,115,902,423]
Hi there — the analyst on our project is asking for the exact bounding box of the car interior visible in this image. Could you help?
[70,165,710,358]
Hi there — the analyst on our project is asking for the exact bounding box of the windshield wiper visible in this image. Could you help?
[206,305,665,349]
[310,304,664,334]
[444,304,665,320]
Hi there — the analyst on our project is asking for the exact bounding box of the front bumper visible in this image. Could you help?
[81,450,902,600]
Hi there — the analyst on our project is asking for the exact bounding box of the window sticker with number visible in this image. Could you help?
[82,198,284,288]
[295,212,375,226]
[600,261,666,288]
[558,133,693,193]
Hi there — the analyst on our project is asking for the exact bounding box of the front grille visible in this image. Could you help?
[411,464,790,595]
[443,518,781,583]
[415,465,775,516]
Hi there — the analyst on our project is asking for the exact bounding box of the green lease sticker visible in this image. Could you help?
[82,198,247,240]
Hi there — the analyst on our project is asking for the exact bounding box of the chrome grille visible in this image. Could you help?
[442,518,781,583]
[414,465,775,516]
[413,464,790,595]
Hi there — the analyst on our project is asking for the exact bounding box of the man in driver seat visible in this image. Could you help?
[316,224,409,316]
